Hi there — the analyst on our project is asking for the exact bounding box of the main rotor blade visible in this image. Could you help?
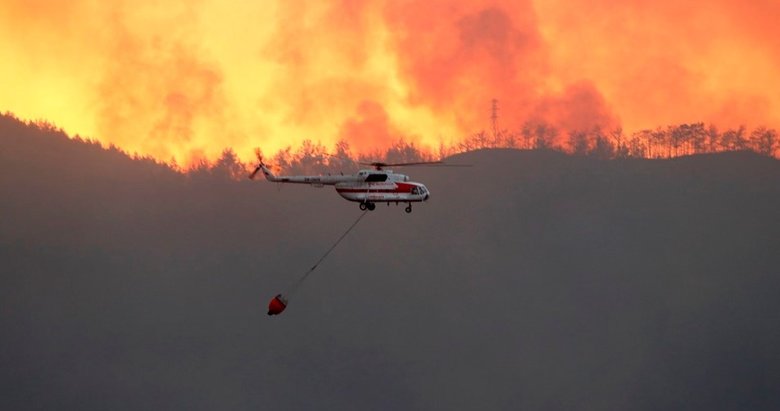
[359,161,471,169]
[359,161,442,168]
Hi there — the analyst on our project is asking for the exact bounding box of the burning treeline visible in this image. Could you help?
[254,121,779,175]
[5,113,777,179]
[5,112,777,179]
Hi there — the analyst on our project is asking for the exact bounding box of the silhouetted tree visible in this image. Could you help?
[650,128,667,158]
[470,131,491,150]
[666,123,705,156]
[521,122,534,149]
[707,124,720,152]
[456,134,476,153]
[501,129,518,148]
[568,130,589,155]
[211,148,246,179]
[385,139,428,163]
[289,139,328,174]
[328,139,357,172]
[534,122,558,150]
[633,129,652,157]
[689,123,708,154]
[626,132,647,157]
[669,125,683,157]
[611,127,628,158]
[435,138,454,161]
[588,128,615,159]
[750,126,779,157]
[720,126,748,151]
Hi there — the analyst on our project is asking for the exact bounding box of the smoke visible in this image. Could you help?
[338,101,399,154]
[535,0,780,130]
[529,81,618,134]
[1,0,778,164]
[92,2,238,164]
[95,37,228,162]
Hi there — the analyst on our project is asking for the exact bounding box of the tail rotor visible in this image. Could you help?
[249,148,268,180]
[249,164,262,180]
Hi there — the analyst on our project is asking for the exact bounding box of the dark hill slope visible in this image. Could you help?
[2,118,779,410]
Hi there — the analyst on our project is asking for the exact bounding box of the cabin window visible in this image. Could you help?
[365,173,388,182]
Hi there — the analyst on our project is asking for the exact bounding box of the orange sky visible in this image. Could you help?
[1,0,778,164]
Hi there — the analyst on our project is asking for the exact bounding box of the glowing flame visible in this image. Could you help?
[1,0,778,165]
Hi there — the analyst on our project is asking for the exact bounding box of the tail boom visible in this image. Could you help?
[250,163,360,185]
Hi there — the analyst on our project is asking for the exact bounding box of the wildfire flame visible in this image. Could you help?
[1,0,778,166]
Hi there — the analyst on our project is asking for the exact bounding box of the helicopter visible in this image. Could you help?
[249,160,441,213]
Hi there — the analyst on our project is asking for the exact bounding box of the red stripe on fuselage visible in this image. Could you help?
[336,189,406,193]
[336,182,417,194]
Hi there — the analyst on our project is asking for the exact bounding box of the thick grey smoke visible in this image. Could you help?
[2,116,779,410]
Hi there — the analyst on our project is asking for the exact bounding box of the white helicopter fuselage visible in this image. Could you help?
[255,164,430,211]
[334,170,430,204]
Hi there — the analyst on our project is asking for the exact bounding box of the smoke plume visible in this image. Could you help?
[1,0,778,164]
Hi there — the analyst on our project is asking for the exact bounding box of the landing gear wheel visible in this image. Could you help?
[359,202,367,211]
[405,204,413,213]
[367,202,376,211]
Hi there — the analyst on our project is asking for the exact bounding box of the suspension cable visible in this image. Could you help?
[285,210,369,296]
